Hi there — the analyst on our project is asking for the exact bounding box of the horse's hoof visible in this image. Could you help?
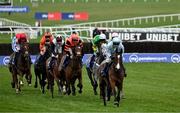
[114,101,119,107]
[94,91,98,95]
[72,92,76,96]
[34,85,37,88]
[28,84,32,87]
[15,89,19,94]
[20,81,24,86]
[78,90,82,94]
[47,85,49,89]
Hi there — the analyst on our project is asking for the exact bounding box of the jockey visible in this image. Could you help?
[35,32,54,65]
[60,33,83,70]
[88,33,107,68]
[101,32,127,77]
[48,34,65,70]
[10,33,29,66]
[39,32,53,55]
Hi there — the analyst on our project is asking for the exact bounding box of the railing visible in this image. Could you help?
[22,0,172,3]
[1,26,180,42]
[0,26,94,42]
[67,14,180,28]
[0,18,31,27]
[153,24,180,28]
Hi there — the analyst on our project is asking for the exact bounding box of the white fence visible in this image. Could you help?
[0,26,94,42]
[24,0,173,3]
[0,18,31,27]
[67,13,180,28]
[1,26,180,42]
[153,24,180,28]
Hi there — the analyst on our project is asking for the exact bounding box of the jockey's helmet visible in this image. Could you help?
[111,32,119,38]
[56,34,63,43]
[112,37,121,46]
[16,33,27,44]
[71,34,79,42]
[99,33,106,40]
[15,33,21,39]
[44,32,52,39]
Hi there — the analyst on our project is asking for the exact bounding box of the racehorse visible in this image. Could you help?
[97,49,125,106]
[46,51,64,98]
[86,54,104,95]
[108,51,125,107]
[34,45,51,93]
[9,43,32,93]
[62,45,83,96]
[97,61,111,106]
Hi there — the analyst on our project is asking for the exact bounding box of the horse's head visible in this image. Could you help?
[73,45,83,58]
[112,52,122,71]
[20,43,30,60]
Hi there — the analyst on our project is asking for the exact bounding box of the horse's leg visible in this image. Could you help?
[38,72,42,89]
[71,76,76,96]
[116,83,122,107]
[93,73,98,95]
[13,73,19,93]
[26,71,32,86]
[93,68,99,95]
[29,73,32,86]
[110,80,117,106]
[86,67,94,88]
[65,71,71,95]
[66,80,71,95]
[77,73,83,94]
[107,81,111,101]
[46,69,54,98]
[41,70,47,94]
[19,74,24,86]
[11,72,16,88]
[55,78,61,95]
[100,79,106,106]
[34,67,38,88]
[51,78,55,98]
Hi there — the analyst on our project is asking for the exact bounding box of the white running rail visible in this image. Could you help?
[0,18,31,27]
[67,13,180,28]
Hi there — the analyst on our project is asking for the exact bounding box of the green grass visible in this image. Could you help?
[0,63,180,112]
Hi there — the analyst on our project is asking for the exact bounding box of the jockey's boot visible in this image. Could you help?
[14,52,19,67]
[35,55,41,65]
[29,56,32,64]
[9,53,14,65]
[89,54,95,68]
[48,57,52,71]
[62,56,69,68]
[48,57,56,71]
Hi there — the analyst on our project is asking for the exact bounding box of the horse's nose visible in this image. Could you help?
[76,52,81,56]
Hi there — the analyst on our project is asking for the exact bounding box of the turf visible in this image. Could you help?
[0,63,180,112]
